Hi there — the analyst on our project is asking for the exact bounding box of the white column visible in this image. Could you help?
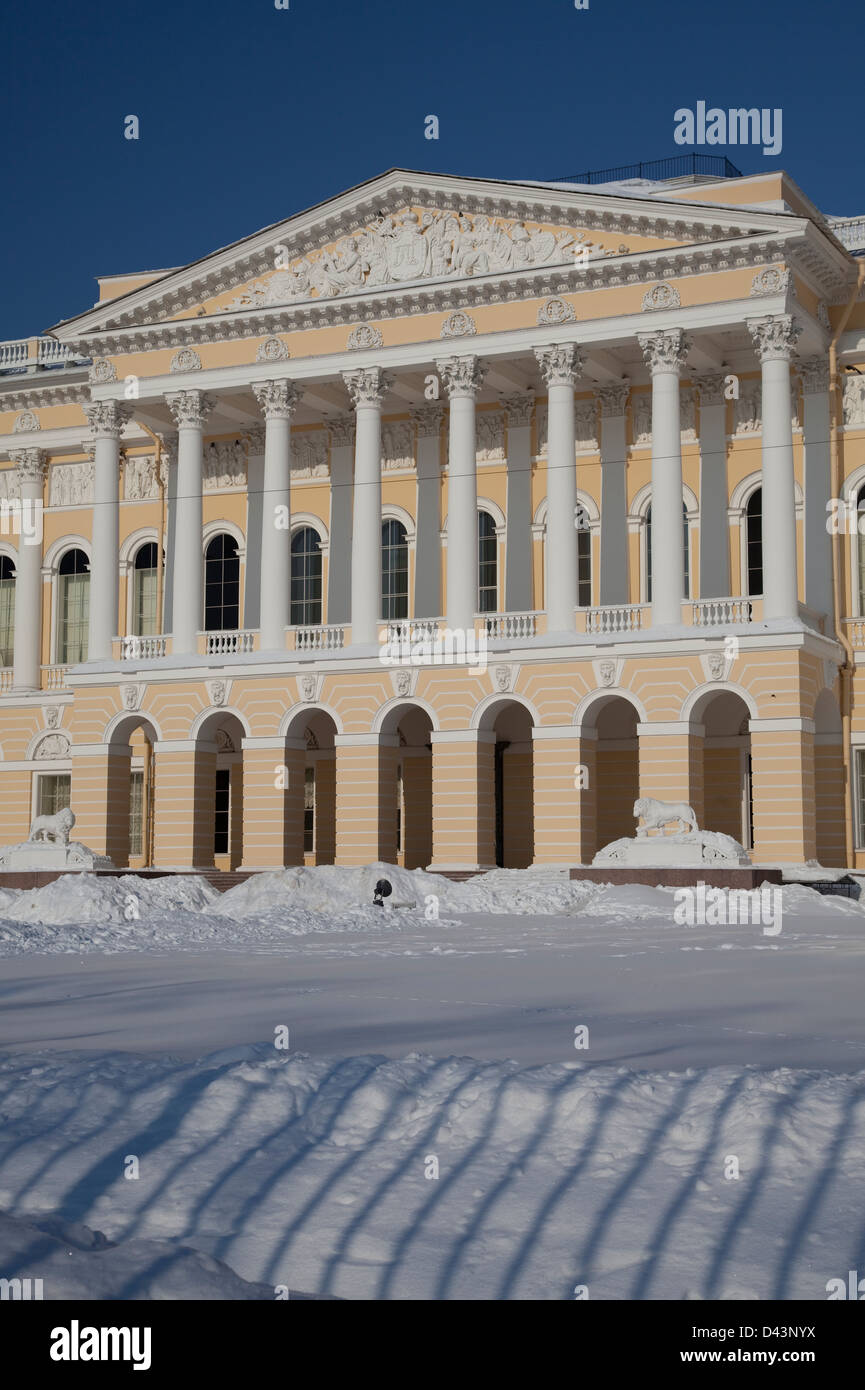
[693,373,730,598]
[326,415,355,625]
[747,315,801,621]
[82,400,132,661]
[411,404,445,618]
[344,367,392,645]
[638,329,691,626]
[252,379,301,649]
[166,390,215,655]
[535,345,582,631]
[799,355,833,621]
[597,380,630,606]
[9,449,46,689]
[438,355,486,633]
[502,393,535,613]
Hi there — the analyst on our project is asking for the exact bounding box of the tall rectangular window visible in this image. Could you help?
[214,769,231,855]
[37,774,71,818]
[857,750,865,849]
[304,766,315,852]
[0,557,15,666]
[129,771,144,857]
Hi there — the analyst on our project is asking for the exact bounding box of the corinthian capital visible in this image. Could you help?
[534,343,583,388]
[342,366,393,408]
[691,372,726,407]
[597,379,631,417]
[410,403,445,437]
[165,390,216,429]
[9,448,47,486]
[327,414,356,447]
[637,329,691,375]
[796,355,830,395]
[746,314,801,364]
[501,392,535,427]
[82,400,134,439]
[252,379,302,420]
[435,355,487,400]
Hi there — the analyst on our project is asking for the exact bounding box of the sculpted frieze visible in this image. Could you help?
[226,206,622,310]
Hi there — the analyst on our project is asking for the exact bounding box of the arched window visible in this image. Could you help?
[0,556,15,666]
[857,485,865,614]
[58,548,89,663]
[132,542,159,636]
[746,488,763,597]
[204,534,240,631]
[291,527,322,625]
[646,503,690,602]
[382,519,408,620]
[478,511,497,613]
[575,505,592,608]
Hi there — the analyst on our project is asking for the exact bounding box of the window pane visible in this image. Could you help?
[304,766,315,852]
[291,528,323,625]
[382,520,408,620]
[38,774,71,818]
[129,771,144,856]
[214,768,231,855]
[204,536,240,631]
[60,571,89,663]
[746,490,763,597]
[0,572,14,666]
[478,512,497,614]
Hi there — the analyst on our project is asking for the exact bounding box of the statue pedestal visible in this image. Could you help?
[593,830,751,869]
[0,840,115,872]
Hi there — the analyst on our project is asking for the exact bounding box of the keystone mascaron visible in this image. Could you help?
[0,164,863,874]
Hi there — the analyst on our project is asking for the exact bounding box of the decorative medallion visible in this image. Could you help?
[170,347,202,373]
[440,311,477,338]
[537,297,575,326]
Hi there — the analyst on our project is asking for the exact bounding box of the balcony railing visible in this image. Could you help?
[294,623,345,651]
[121,634,169,660]
[586,603,648,634]
[204,629,256,656]
[827,216,865,254]
[692,598,753,626]
[844,618,865,648]
[0,337,90,374]
[384,619,441,645]
[41,664,69,689]
[484,611,538,640]
[0,667,13,693]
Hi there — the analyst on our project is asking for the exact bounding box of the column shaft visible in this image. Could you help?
[438,357,486,633]
[748,316,801,621]
[166,392,214,654]
[10,450,46,688]
[83,402,132,661]
[536,346,581,631]
[638,331,690,625]
[252,381,300,648]
[344,369,391,645]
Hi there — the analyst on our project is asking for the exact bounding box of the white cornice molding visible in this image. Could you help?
[49,168,822,340]
[62,231,821,360]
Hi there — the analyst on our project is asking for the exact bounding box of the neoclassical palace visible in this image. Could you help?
[2,163,865,871]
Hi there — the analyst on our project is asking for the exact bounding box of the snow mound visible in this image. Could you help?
[0,873,219,926]
[0,1209,278,1300]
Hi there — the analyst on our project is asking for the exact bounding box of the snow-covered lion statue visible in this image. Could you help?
[27,805,76,846]
[633,797,697,836]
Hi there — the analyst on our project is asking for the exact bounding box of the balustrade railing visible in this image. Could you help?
[121,634,169,660]
[204,629,256,656]
[41,664,69,689]
[294,624,346,651]
[0,668,13,693]
[0,337,89,373]
[586,604,647,634]
[692,598,753,626]
[483,611,538,639]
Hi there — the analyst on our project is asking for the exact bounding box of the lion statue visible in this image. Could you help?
[28,805,76,846]
[633,797,697,837]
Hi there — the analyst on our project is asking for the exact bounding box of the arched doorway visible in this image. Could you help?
[194,711,247,869]
[588,697,640,854]
[378,703,434,868]
[477,699,535,868]
[284,709,338,865]
[106,715,158,868]
[695,691,753,848]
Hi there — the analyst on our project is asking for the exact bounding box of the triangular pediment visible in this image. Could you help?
[49,168,808,340]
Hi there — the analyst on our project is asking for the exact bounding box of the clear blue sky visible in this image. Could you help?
[1,0,862,341]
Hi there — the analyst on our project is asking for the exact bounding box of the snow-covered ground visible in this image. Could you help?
[0,866,863,1299]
